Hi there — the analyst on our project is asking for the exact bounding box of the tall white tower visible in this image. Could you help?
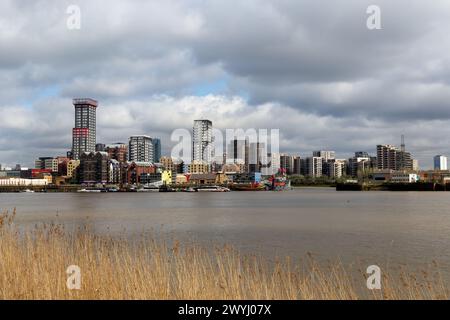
[192,120,213,164]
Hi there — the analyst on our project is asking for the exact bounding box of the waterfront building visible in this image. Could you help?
[160,156,175,172]
[188,161,210,174]
[66,160,80,178]
[108,159,122,184]
[304,157,323,178]
[188,173,228,185]
[72,98,98,160]
[0,178,48,186]
[327,159,346,179]
[434,155,448,171]
[313,151,336,176]
[152,138,161,163]
[126,162,156,185]
[419,170,450,183]
[106,143,128,163]
[292,156,301,175]
[390,173,419,183]
[376,144,413,171]
[128,136,154,163]
[348,153,371,178]
[55,156,70,176]
[35,157,58,173]
[192,120,214,165]
[175,174,188,184]
[78,151,109,185]
[160,157,185,174]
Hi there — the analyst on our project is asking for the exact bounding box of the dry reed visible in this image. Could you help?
[0,209,447,300]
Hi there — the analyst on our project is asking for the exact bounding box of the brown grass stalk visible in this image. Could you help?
[0,209,448,300]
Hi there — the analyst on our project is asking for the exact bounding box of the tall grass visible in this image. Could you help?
[0,209,448,300]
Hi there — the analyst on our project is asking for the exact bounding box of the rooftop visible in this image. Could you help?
[73,98,98,107]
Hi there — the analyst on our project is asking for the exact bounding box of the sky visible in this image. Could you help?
[1,0,450,169]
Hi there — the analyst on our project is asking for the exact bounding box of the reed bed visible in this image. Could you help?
[0,209,448,300]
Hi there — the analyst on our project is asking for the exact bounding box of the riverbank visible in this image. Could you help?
[336,182,450,191]
[0,210,447,300]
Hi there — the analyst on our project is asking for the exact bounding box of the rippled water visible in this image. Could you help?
[1,188,450,279]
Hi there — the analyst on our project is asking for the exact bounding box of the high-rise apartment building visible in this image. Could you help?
[227,138,249,170]
[192,120,213,164]
[313,151,336,162]
[293,156,301,175]
[128,136,154,162]
[305,157,323,178]
[249,142,267,173]
[72,98,98,160]
[280,154,294,175]
[152,138,161,163]
[434,155,448,171]
[327,159,346,179]
[267,153,281,175]
[376,145,413,171]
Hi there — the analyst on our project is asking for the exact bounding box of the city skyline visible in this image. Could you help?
[2,1,450,168]
[0,97,441,170]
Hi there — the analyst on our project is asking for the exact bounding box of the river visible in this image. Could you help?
[1,188,450,279]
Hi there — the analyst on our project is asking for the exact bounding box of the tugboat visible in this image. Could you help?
[229,182,265,191]
[265,171,291,191]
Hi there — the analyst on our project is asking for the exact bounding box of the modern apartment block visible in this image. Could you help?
[192,120,213,164]
[72,98,98,160]
[280,154,294,175]
[248,142,267,173]
[66,160,80,178]
[227,138,249,170]
[106,143,128,163]
[434,155,448,171]
[376,145,413,171]
[327,159,346,179]
[128,136,154,163]
[313,151,336,162]
[35,157,58,172]
[305,156,323,178]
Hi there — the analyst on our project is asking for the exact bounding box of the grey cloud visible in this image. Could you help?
[1,0,450,168]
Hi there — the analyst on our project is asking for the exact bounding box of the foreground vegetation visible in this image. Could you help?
[0,210,448,300]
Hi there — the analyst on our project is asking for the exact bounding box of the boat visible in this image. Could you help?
[77,188,102,193]
[196,186,230,192]
[20,189,35,193]
[229,183,265,191]
[266,174,291,191]
[137,187,160,192]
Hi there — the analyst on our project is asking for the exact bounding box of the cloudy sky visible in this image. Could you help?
[1,0,450,168]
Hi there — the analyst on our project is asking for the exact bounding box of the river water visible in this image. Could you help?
[1,188,450,279]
